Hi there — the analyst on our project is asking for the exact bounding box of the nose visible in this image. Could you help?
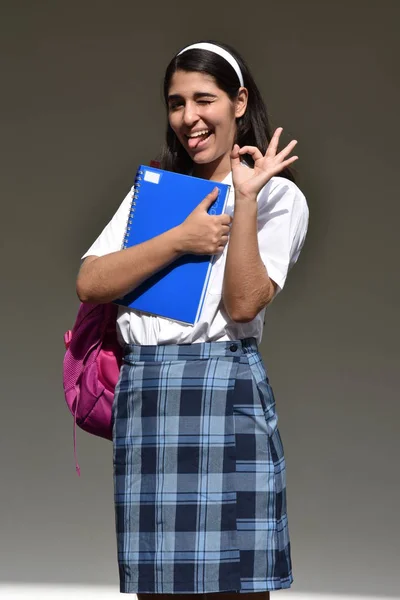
[182,101,199,127]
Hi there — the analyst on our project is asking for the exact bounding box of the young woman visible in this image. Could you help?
[77,41,309,599]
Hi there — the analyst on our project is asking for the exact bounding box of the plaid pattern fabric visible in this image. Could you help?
[112,337,293,594]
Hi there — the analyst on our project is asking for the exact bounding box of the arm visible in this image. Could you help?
[77,187,228,304]
[222,195,276,323]
[76,226,184,304]
[224,128,299,321]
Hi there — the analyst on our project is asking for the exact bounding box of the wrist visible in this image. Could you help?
[232,196,258,218]
[234,190,258,203]
[169,225,187,256]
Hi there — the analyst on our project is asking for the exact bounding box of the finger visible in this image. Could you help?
[237,145,264,161]
[281,155,298,165]
[271,156,299,174]
[200,187,219,208]
[265,127,283,157]
[230,143,241,168]
[276,139,298,160]
[220,234,229,245]
[219,214,233,226]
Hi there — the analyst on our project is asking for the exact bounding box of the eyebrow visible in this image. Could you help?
[167,92,218,102]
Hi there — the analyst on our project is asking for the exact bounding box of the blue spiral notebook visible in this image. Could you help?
[114,165,231,324]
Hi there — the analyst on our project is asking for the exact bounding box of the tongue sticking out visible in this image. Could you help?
[188,132,211,149]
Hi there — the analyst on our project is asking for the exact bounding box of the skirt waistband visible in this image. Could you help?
[123,337,259,362]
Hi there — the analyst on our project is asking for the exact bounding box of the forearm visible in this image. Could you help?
[76,226,184,304]
[223,196,273,322]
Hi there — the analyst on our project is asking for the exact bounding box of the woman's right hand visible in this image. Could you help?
[177,187,233,255]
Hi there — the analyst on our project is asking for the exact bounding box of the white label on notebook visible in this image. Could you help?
[144,170,160,184]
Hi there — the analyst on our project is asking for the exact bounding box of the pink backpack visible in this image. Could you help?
[63,302,123,475]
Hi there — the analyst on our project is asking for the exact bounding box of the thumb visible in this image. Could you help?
[199,186,219,210]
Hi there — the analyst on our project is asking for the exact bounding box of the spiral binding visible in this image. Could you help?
[122,169,144,249]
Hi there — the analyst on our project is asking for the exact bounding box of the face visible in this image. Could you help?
[167,70,247,176]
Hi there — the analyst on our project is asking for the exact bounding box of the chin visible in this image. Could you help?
[191,154,211,164]
[190,149,221,165]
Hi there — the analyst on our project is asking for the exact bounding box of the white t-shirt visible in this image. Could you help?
[82,171,309,346]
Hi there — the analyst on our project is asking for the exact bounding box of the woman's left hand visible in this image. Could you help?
[231,127,298,200]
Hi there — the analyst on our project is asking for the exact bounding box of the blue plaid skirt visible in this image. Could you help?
[112,337,293,594]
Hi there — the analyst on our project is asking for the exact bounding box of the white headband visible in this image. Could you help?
[177,42,244,88]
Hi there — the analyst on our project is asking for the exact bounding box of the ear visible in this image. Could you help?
[235,87,248,118]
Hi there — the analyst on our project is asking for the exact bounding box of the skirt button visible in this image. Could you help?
[229,343,238,352]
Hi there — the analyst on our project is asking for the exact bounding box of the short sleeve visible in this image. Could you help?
[256,176,309,294]
[81,187,134,260]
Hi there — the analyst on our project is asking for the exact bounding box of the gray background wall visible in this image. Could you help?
[1,0,399,596]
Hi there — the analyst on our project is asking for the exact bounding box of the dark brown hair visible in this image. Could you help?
[159,40,295,182]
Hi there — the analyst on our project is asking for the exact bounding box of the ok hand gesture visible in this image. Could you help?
[230,127,298,200]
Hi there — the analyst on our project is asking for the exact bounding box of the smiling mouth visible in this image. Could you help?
[186,129,213,150]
